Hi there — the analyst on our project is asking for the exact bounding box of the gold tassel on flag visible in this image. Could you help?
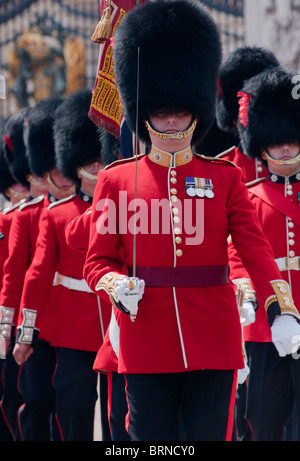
[91,0,112,44]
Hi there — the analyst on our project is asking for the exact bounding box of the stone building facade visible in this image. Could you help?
[245,0,300,72]
[0,0,101,117]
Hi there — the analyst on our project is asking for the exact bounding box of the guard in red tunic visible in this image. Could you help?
[83,0,300,441]
[0,117,29,294]
[65,130,130,441]
[228,67,300,441]
[0,109,35,440]
[2,98,66,441]
[215,46,281,440]
[0,116,29,441]
[1,99,63,352]
[215,46,280,182]
[64,128,121,442]
[14,89,109,441]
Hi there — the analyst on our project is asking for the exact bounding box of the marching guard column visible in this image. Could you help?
[84,0,300,441]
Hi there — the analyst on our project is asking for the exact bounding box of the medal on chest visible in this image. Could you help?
[185,177,214,198]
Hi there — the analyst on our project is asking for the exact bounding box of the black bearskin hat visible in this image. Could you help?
[54,89,102,185]
[237,67,300,161]
[24,96,63,177]
[195,119,238,157]
[98,127,120,166]
[0,118,16,194]
[113,0,222,146]
[3,108,31,187]
[216,46,280,136]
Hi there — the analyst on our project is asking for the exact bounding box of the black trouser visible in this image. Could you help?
[99,372,111,441]
[107,371,131,441]
[54,347,98,441]
[125,369,236,441]
[245,341,300,441]
[233,381,253,441]
[18,339,59,441]
[0,343,23,441]
[0,359,13,441]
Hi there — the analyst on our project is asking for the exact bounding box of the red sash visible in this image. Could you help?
[250,181,300,227]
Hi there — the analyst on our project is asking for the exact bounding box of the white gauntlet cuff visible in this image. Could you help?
[16,308,39,345]
[0,306,15,339]
[233,279,257,305]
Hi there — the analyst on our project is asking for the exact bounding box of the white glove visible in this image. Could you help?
[239,301,256,326]
[271,315,300,357]
[115,277,145,322]
[237,360,250,385]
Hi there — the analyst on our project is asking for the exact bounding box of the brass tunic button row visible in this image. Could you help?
[287,184,293,197]
[170,171,177,184]
[288,218,296,256]
[257,160,263,174]
[170,169,183,257]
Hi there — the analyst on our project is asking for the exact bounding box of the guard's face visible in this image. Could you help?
[265,143,300,162]
[81,159,103,177]
[9,183,29,195]
[262,142,300,176]
[149,110,193,135]
[48,168,74,190]
[32,174,49,189]
[148,110,194,153]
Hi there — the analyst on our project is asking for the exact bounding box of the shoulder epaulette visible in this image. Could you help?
[215,145,236,159]
[48,194,77,210]
[246,177,266,189]
[2,198,27,215]
[194,153,237,167]
[19,195,44,211]
[104,154,146,170]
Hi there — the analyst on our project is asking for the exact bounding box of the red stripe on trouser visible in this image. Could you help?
[1,400,15,440]
[225,369,238,441]
[17,403,25,441]
[55,413,64,441]
[124,375,131,438]
[106,371,113,435]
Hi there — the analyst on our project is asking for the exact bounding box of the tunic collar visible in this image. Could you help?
[148,146,193,168]
[269,170,300,184]
[48,191,58,203]
[78,189,93,204]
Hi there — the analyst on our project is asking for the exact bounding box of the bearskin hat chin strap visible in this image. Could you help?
[263,150,300,166]
[76,167,98,181]
[145,118,197,141]
[5,187,29,200]
[46,172,75,196]
[26,174,49,189]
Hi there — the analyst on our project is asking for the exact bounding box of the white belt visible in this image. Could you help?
[275,257,300,271]
[53,272,94,293]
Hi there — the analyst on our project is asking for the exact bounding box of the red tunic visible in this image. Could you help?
[84,148,284,374]
[217,145,268,183]
[228,174,300,343]
[65,208,123,373]
[0,199,27,293]
[65,206,92,254]
[0,196,50,330]
[18,194,110,351]
[0,212,13,292]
